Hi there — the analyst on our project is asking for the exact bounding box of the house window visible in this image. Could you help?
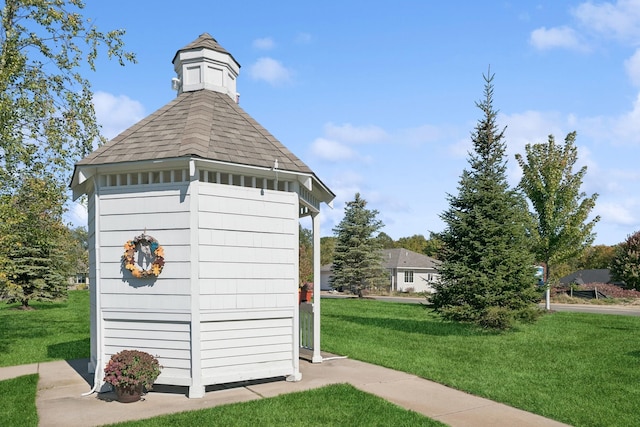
[404,271,414,283]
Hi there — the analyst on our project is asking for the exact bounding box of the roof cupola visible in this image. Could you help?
[172,33,241,102]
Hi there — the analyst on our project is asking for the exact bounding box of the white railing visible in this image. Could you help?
[299,302,314,350]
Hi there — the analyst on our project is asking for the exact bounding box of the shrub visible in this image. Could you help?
[103,350,161,390]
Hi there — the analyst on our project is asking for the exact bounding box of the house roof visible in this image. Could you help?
[382,248,440,270]
[559,269,612,285]
[321,249,441,272]
[77,88,315,174]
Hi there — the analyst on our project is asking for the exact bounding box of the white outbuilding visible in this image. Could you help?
[70,33,334,398]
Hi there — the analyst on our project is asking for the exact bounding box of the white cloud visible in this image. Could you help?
[573,0,640,42]
[612,92,640,143]
[529,26,587,51]
[625,48,640,86]
[324,122,388,143]
[252,37,275,50]
[399,124,443,146]
[93,91,145,140]
[595,201,637,226]
[310,138,356,161]
[500,110,566,154]
[249,57,293,86]
[295,32,312,44]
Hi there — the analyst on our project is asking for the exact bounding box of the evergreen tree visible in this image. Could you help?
[331,193,388,296]
[611,231,640,291]
[0,175,72,308]
[432,72,539,329]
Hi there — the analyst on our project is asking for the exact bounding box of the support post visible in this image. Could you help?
[312,212,322,363]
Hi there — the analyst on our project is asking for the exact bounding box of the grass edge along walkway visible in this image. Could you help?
[321,298,640,427]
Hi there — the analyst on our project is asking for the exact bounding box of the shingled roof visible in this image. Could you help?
[77,88,314,174]
[382,248,440,270]
[171,32,240,68]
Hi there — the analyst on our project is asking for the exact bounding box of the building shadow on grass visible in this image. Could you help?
[47,338,90,362]
[325,312,489,337]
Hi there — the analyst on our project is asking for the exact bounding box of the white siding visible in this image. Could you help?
[95,183,194,384]
[200,317,295,383]
[103,318,192,385]
[98,185,192,312]
[197,184,298,311]
[396,269,439,293]
[197,184,299,382]
[90,176,301,390]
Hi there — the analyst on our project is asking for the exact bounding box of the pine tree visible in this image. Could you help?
[0,175,72,308]
[432,72,540,329]
[331,193,388,296]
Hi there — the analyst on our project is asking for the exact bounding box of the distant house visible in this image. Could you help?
[559,269,612,286]
[321,248,441,293]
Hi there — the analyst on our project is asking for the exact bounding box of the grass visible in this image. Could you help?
[0,291,442,426]
[0,290,90,367]
[0,374,39,427]
[3,291,640,426]
[321,298,640,427]
[105,383,444,427]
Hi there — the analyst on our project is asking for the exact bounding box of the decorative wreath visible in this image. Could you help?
[122,233,165,278]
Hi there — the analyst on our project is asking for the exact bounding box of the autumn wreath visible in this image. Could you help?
[122,233,165,278]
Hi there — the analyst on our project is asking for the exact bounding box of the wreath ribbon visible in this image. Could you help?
[122,233,165,278]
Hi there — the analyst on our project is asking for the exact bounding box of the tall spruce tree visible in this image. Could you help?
[432,72,540,329]
[331,193,388,296]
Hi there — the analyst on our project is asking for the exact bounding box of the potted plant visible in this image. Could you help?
[103,350,162,403]
[299,282,313,303]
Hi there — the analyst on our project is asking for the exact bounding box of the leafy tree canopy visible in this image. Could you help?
[515,132,599,284]
[0,0,136,192]
[611,231,640,291]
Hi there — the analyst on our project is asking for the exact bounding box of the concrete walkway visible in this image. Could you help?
[0,353,570,427]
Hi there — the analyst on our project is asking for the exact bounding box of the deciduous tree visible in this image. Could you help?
[0,0,135,192]
[299,226,313,284]
[331,193,388,296]
[432,72,539,329]
[515,132,599,308]
[396,234,428,254]
[0,0,135,305]
[320,236,336,266]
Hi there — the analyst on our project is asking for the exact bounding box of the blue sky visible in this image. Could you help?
[69,0,640,246]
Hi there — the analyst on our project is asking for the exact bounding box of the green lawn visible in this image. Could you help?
[0,290,90,367]
[2,291,639,426]
[0,374,39,427]
[321,298,640,427]
[106,383,444,427]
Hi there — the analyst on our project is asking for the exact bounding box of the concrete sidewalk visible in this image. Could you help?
[0,354,570,427]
